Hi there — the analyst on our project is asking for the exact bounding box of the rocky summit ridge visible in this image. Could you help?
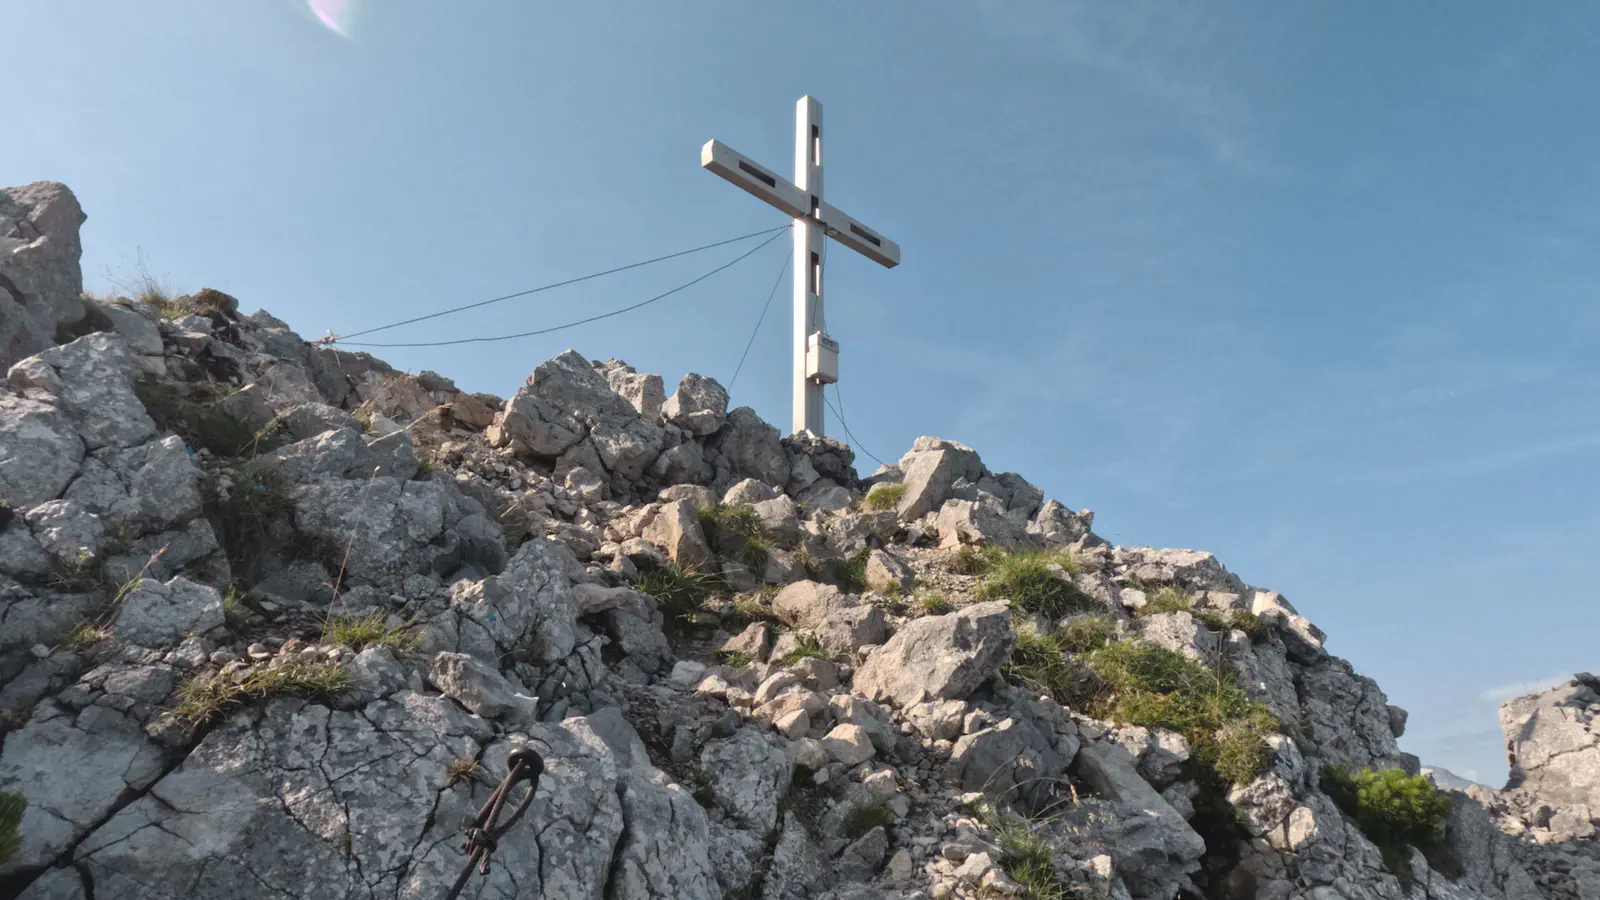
[1,180,1598,900]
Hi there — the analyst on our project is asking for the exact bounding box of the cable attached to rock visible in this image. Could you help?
[443,747,544,900]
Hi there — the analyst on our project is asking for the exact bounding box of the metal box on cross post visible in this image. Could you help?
[806,332,839,384]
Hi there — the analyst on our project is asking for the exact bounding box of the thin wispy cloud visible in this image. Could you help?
[1480,674,1572,705]
[972,0,1274,175]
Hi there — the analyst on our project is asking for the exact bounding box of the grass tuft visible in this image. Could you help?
[636,563,723,632]
[1138,586,1192,616]
[447,758,483,787]
[169,659,349,725]
[837,548,871,592]
[717,650,753,667]
[981,549,1096,620]
[861,482,906,511]
[914,589,954,616]
[1004,628,1097,703]
[974,801,1077,900]
[66,622,111,652]
[698,504,773,568]
[322,611,419,654]
[1056,616,1114,654]
[0,791,23,865]
[779,635,832,666]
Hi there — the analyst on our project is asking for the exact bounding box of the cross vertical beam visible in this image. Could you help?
[794,96,825,436]
[701,95,899,439]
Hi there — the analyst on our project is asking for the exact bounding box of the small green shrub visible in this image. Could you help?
[1197,608,1269,642]
[842,800,895,840]
[169,659,348,725]
[0,791,24,864]
[862,482,906,511]
[699,504,772,568]
[779,635,832,666]
[1321,765,1461,884]
[322,611,419,653]
[204,466,295,579]
[981,550,1097,620]
[1212,720,1275,787]
[717,650,753,667]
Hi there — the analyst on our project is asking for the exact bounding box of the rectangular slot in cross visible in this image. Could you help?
[811,125,821,166]
[737,160,777,189]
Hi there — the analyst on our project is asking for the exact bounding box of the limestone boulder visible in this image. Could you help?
[662,372,729,436]
[640,499,713,571]
[853,601,1014,708]
[771,581,887,653]
[1501,674,1600,832]
[0,182,88,370]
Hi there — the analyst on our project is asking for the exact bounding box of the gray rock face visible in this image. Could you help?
[1072,742,1206,898]
[1501,675,1600,834]
[663,373,729,436]
[55,696,717,900]
[853,601,1014,708]
[111,575,226,647]
[699,728,790,834]
[62,434,203,537]
[446,537,581,663]
[1138,610,1221,667]
[950,715,1076,805]
[0,182,87,370]
[0,704,166,874]
[0,393,84,508]
[293,477,451,583]
[709,407,789,488]
[932,496,1034,550]
[9,333,155,451]
[1297,656,1407,771]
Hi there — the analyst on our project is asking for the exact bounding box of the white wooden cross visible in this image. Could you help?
[702,96,901,438]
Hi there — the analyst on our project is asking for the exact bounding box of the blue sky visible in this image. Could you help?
[4,1,1596,784]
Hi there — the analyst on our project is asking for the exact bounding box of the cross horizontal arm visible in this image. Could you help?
[702,139,901,269]
[815,200,900,269]
[702,140,809,220]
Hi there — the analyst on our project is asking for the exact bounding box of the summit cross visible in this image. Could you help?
[701,96,900,438]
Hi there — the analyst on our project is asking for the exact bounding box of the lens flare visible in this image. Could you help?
[308,0,356,38]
